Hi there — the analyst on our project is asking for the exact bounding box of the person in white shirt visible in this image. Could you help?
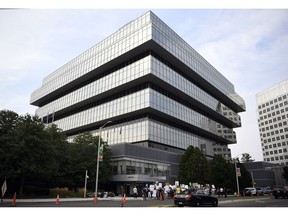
[133,186,138,198]
[152,188,157,199]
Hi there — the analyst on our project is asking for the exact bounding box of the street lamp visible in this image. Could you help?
[95,120,112,198]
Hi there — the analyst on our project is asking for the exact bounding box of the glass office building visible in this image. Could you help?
[30,11,245,194]
[256,80,288,165]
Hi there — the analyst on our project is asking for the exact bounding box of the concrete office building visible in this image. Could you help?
[243,161,287,187]
[30,11,245,194]
[243,162,277,187]
[256,80,288,166]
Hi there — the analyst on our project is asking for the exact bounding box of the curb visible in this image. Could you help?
[218,197,271,204]
[0,197,148,203]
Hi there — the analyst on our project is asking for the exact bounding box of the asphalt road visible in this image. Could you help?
[220,197,288,207]
[1,197,173,207]
[1,195,287,208]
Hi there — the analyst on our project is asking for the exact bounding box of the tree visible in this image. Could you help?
[210,155,235,189]
[43,123,69,188]
[0,110,19,190]
[70,131,112,191]
[98,141,112,190]
[13,114,53,195]
[236,162,252,190]
[0,109,19,134]
[0,110,70,196]
[179,145,211,185]
[0,109,112,196]
[241,153,255,163]
[66,131,98,189]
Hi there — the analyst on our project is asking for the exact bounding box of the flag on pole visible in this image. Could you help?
[1,180,7,198]
[98,143,104,162]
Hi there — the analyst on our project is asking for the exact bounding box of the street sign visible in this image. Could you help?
[236,168,241,176]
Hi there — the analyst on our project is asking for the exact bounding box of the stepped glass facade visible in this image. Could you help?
[30,11,245,194]
[256,80,288,166]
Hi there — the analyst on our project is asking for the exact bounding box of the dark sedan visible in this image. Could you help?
[174,189,218,207]
[272,185,288,199]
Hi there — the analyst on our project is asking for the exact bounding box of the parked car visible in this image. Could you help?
[99,191,115,198]
[87,191,115,198]
[174,189,218,207]
[272,185,288,199]
[263,187,272,194]
[256,187,265,196]
[243,187,257,196]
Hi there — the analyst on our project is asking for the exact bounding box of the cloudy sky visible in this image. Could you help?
[0,4,287,161]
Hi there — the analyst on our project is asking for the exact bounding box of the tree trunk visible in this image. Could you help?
[19,175,25,196]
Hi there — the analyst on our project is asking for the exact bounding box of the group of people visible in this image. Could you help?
[173,184,228,198]
[216,187,227,197]
[132,184,174,200]
[132,184,227,200]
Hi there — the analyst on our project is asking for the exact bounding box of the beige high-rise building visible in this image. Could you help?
[256,80,288,165]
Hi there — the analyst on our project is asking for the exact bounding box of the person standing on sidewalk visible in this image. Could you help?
[133,186,138,199]
[152,187,157,199]
[220,187,224,197]
[142,187,147,201]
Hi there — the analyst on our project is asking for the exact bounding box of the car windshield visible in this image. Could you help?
[176,189,189,194]
[245,188,254,191]
[191,190,209,195]
[177,189,210,195]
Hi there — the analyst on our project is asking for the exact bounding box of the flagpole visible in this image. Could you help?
[1,178,7,202]
[52,109,55,123]
[84,170,88,198]
[46,112,49,124]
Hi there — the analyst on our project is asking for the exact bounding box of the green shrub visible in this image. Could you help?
[49,187,86,198]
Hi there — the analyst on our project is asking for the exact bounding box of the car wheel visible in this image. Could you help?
[274,196,278,199]
[178,205,184,207]
[212,200,218,207]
